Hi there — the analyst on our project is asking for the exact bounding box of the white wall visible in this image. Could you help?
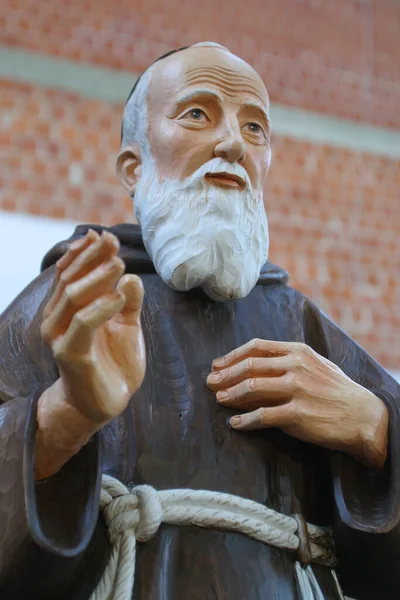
[0,210,78,313]
[0,210,398,383]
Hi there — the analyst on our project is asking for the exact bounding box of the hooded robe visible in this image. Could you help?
[0,223,400,600]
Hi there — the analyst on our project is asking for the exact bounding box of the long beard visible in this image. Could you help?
[133,156,269,301]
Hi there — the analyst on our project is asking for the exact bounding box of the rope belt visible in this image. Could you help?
[91,475,342,600]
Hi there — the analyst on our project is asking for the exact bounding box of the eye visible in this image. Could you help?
[190,109,205,120]
[180,108,209,122]
[246,122,264,135]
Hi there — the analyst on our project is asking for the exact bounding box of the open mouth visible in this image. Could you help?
[205,172,246,190]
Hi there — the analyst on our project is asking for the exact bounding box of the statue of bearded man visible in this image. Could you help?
[0,42,399,600]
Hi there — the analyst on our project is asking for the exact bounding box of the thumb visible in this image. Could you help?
[116,274,144,324]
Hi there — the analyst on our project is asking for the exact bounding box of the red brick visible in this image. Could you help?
[48,205,66,219]
[1,196,17,212]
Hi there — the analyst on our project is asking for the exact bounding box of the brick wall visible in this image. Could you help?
[0,0,399,370]
[1,0,400,127]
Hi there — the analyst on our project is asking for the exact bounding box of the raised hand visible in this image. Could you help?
[207,339,388,469]
[36,229,146,479]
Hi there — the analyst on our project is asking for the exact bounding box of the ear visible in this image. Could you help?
[116,144,142,196]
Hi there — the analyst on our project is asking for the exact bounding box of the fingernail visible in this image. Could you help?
[56,251,70,266]
[231,416,241,427]
[69,237,84,250]
[216,391,229,402]
[56,257,65,267]
[87,229,98,240]
[207,372,222,384]
[102,230,118,246]
[213,357,225,368]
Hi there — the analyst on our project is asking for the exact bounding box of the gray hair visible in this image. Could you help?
[120,42,232,154]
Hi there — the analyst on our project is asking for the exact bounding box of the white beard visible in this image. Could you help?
[133,156,269,301]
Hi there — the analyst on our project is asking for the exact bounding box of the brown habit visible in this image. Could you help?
[0,223,400,600]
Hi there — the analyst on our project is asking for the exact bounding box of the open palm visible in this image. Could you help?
[41,229,146,424]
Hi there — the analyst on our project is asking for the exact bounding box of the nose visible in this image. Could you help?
[214,122,245,163]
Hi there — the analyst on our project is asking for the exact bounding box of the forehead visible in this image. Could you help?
[148,47,269,113]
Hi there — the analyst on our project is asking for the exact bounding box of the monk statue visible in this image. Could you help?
[1,42,400,600]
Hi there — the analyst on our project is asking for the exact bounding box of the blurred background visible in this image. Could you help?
[0,0,399,380]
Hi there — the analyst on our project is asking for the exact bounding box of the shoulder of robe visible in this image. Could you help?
[40,223,155,274]
[0,266,56,394]
[1,264,56,324]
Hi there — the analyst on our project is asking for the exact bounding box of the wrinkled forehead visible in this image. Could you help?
[148,47,269,116]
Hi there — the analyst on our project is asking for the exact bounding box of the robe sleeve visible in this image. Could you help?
[302,297,400,599]
[0,267,106,599]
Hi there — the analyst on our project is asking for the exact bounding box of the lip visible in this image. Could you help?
[205,172,246,190]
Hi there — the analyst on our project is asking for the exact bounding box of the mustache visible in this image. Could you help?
[162,157,252,192]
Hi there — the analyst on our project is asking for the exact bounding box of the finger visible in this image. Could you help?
[44,230,101,319]
[212,339,296,371]
[61,230,120,284]
[230,403,295,431]
[67,256,125,308]
[215,374,294,409]
[46,231,120,317]
[56,229,100,272]
[114,275,144,325]
[54,291,126,358]
[42,257,125,341]
[207,355,295,392]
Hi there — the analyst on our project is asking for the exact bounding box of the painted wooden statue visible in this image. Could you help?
[0,42,399,600]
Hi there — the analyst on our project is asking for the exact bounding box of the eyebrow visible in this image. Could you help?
[241,101,271,130]
[172,88,224,109]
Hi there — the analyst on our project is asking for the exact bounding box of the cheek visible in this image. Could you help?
[263,150,272,176]
[148,120,214,180]
[252,148,271,188]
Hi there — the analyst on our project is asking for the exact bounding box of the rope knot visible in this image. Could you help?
[133,485,163,542]
[102,483,162,544]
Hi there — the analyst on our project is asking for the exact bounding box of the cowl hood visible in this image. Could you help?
[41,223,289,287]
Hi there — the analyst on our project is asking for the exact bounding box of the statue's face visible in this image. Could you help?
[147,46,271,193]
[119,46,271,302]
